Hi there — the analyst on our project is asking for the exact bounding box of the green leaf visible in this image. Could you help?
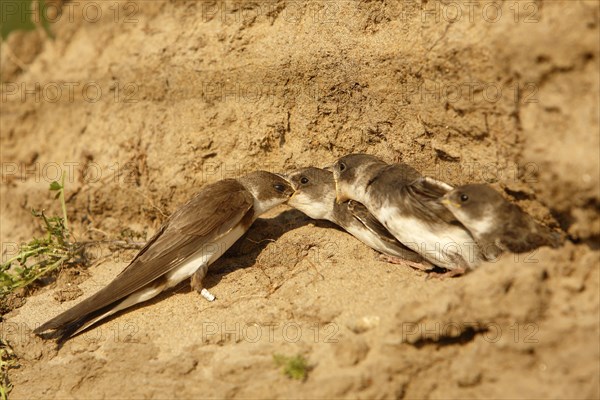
[273,354,309,381]
[49,181,62,191]
[0,0,37,40]
[38,0,53,39]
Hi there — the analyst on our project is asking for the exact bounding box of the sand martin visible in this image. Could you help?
[442,183,563,259]
[332,154,483,275]
[285,167,428,268]
[34,171,293,342]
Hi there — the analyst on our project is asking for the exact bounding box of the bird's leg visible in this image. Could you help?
[191,264,216,302]
[378,254,434,271]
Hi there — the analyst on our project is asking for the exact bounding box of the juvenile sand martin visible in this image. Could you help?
[442,183,563,259]
[34,171,293,342]
[332,154,483,275]
[285,167,428,268]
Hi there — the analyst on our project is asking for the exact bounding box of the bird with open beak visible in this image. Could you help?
[442,183,564,259]
[331,154,484,275]
[284,167,430,270]
[34,171,294,343]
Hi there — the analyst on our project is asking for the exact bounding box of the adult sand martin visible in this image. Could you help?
[442,183,563,259]
[332,154,483,275]
[34,171,293,342]
[285,167,429,269]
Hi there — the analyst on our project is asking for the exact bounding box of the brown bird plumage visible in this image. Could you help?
[34,171,293,342]
[443,184,563,260]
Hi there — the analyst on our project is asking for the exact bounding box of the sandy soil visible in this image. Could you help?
[1,0,599,398]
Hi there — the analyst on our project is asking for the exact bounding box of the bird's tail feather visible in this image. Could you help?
[34,281,166,343]
[35,301,120,344]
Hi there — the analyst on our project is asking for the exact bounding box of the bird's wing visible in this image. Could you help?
[346,200,422,261]
[417,176,454,195]
[499,205,564,253]
[34,180,254,333]
[405,176,457,224]
[499,232,552,253]
[346,200,404,244]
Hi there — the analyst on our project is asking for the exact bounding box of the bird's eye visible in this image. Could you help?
[339,162,346,172]
[300,176,309,184]
[274,183,286,193]
[460,194,469,202]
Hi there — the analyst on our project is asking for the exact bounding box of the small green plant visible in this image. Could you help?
[0,173,83,301]
[273,353,310,381]
[0,340,18,400]
[0,0,53,40]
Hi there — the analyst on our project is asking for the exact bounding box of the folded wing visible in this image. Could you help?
[34,180,254,335]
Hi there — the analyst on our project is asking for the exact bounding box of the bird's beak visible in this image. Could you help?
[441,197,460,209]
[287,191,301,207]
[273,173,297,201]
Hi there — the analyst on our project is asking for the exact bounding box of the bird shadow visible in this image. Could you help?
[201,208,343,289]
[55,208,328,346]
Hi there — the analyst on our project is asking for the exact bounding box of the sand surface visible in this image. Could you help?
[1,1,599,398]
